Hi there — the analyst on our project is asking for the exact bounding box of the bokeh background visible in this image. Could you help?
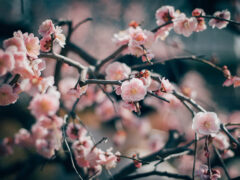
[0,0,240,179]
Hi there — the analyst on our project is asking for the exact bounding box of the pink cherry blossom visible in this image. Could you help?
[121,78,147,102]
[192,8,207,32]
[38,115,63,128]
[12,52,34,78]
[14,128,33,147]
[209,10,230,29]
[192,112,221,135]
[31,123,48,139]
[173,14,198,37]
[223,76,240,88]
[38,19,55,37]
[212,132,230,150]
[35,139,55,159]
[196,164,221,180]
[160,77,174,93]
[14,31,40,58]
[67,84,88,98]
[40,35,52,52]
[121,101,137,112]
[0,84,19,106]
[128,27,154,58]
[155,26,171,40]
[66,122,87,140]
[99,148,119,170]
[112,29,130,46]
[0,50,15,76]
[72,136,94,158]
[0,137,14,156]
[87,165,102,177]
[3,36,26,53]
[54,26,66,48]
[105,62,131,81]
[21,76,54,96]
[155,6,176,27]
[28,92,60,119]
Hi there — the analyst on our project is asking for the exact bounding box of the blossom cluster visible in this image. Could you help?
[0,4,238,180]
[66,122,120,176]
[113,6,230,63]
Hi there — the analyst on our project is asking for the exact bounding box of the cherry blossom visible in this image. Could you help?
[38,19,55,37]
[3,36,26,53]
[196,164,221,180]
[160,77,174,93]
[212,132,230,150]
[223,76,240,88]
[28,88,60,119]
[14,128,33,147]
[66,122,87,141]
[121,78,147,102]
[192,112,221,135]
[54,26,66,48]
[209,10,230,29]
[40,35,52,52]
[14,31,40,58]
[155,6,177,28]
[0,84,19,106]
[105,62,131,81]
[112,29,130,46]
[0,50,15,76]
[192,8,207,32]
[173,14,198,37]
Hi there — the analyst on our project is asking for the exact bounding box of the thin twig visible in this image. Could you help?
[213,145,231,180]
[96,45,128,71]
[220,123,240,147]
[72,17,93,34]
[147,91,170,103]
[40,52,87,71]
[68,42,98,66]
[120,171,191,180]
[173,90,206,112]
[199,15,240,26]
[192,133,198,180]
[62,116,83,180]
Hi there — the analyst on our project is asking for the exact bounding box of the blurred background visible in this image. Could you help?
[0,0,240,179]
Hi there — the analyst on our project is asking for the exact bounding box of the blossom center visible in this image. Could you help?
[203,121,211,129]
[130,88,138,95]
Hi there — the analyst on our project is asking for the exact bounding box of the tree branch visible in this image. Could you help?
[121,171,191,180]
[68,42,98,65]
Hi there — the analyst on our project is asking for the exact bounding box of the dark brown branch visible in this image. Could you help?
[147,91,170,103]
[9,74,20,86]
[68,42,98,65]
[172,90,206,112]
[151,21,173,33]
[113,137,202,179]
[62,122,83,180]
[199,15,240,26]
[220,124,240,147]
[131,55,223,73]
[72,17,93,34]
[213,145,231,180]
[95,45,128,71]
[192,133,198,180]
[79,79,122,86]
[121,171,191,180]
